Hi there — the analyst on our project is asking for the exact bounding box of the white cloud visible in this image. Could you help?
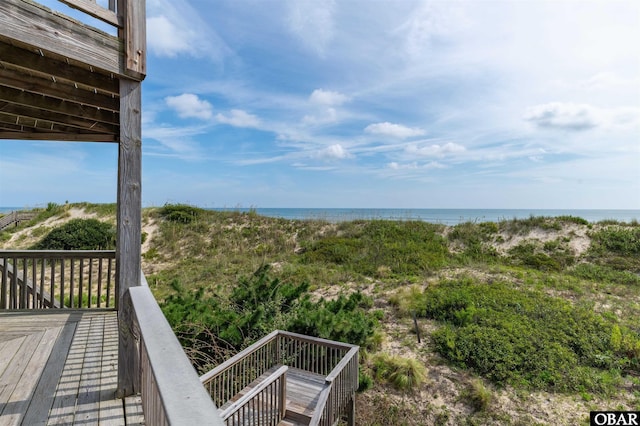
[406,142,466,157]
[524,102,601,131]
[303,108,338,125]
[143,124,208,159]
[388,161,445,170]
[316,144,351,160]
[309,89,350,106]
[165,94,213,120]
[216,109,261,128]
[395,2,468,60]
[148,15,195,57]
[147,0,232,60]
[365,122,426,139]
[286,0,336,56]
[524,102,640,131]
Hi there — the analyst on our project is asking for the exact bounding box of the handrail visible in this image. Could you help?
[129,283,224,425]
[308,384,332,425]
[0,211,36,230]
[219,365,288,425]
[326,346,359,382]
[201,330,359,425]
[200,330,279,408]
[0,250,116,309]
[277,330,358,351]
[200,330,279,383]
[314,346,359,426]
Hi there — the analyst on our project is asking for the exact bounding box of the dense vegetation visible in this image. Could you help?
[3,203,639,424]
[32,218,115,250]
[161,264,379,373]
[421,278,637,393]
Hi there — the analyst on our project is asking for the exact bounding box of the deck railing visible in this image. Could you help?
[219,365,287,426]
[128,278,224,425]
[0,250,116,309]
[200,330,358,426]
[0,211,36,230]
[313,346,359,426]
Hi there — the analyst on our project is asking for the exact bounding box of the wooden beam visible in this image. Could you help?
[0,132,116,142]
[0,85,119,126]
[116,77,142,397]
[0,101,118,135]
[0,42,120,95]
[0,67,119,112]
[58,0,122,27]
[0,0,128,78]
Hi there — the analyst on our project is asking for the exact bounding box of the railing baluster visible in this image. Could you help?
[40,259,46,308]
[97,258,103,308]
[60,258,65,308]
[31,259,36,309]
[19,258,26,308]
[88,258,94,308]
[49,258,55,309]
[79,258,84,308]
[106,257,112,307]
[70,259,75,308]
[1,255,6,309]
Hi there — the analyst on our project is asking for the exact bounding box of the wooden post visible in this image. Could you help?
[117,76,142,397]
[347,395,355,426]
[118,0,146,78]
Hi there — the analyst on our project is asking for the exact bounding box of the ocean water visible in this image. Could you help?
[212,208,640,226]
[2,206,638,226]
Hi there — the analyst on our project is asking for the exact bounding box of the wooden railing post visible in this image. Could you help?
[116,76,142,397]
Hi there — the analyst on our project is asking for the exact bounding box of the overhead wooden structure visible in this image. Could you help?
[0,0,145,142]
[0,0,145,396]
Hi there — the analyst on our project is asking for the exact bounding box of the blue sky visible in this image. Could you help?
[1,0,639,209]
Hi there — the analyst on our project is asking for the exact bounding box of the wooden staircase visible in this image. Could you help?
[201,330,359,426]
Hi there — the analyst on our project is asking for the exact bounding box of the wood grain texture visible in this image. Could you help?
[0,311,143,425]
[0,0,123,76]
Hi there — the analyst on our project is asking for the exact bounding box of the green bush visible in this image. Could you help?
[159,203,204,223]
[448,221,499,262]
[423,279,638,393]
[32,218,115,250]
[161,266,379,373]
[569,264,640,286]
[289,291,379,349]
[587,227,640,272]
[302,220,448,276]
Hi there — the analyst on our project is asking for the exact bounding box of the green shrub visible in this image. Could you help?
[289,291,379,348]
[557,215,589,226]
[587,227,640,272]
[569,264,640,286]
[448,222,499,263]
[507,242,574,271]
[160,203,204,223]
[162,266,379,372]
[32,218,115,250]
[302,220,448,276]
[424,279,638,393]
[590,227,640,256]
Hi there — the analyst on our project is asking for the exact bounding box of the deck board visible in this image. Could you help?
[0,310,143,425]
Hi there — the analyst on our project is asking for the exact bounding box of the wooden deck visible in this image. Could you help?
[0,310,143,425]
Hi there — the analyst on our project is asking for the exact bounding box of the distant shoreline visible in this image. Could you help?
[2,205,638,226]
